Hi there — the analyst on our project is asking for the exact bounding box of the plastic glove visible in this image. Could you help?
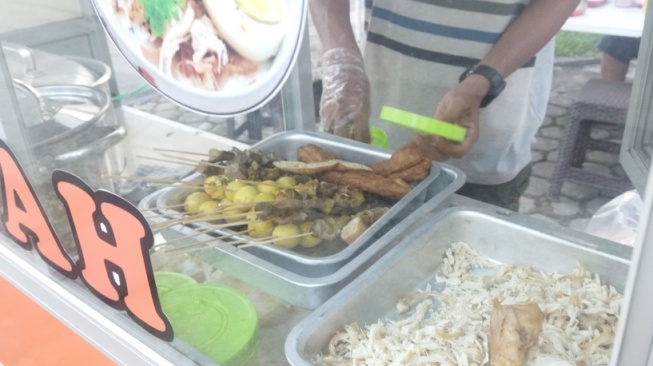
[319,47,371,142]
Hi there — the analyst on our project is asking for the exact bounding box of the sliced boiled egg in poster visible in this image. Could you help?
[91,0,306,116]
[205,0,287,62]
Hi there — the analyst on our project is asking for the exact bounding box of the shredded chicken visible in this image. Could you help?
[114,0,261,91]
[159,5,195,76]
[314,242,622,366]
[189,16,228,72]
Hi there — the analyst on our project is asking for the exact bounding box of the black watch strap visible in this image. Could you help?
[459,64,506,108]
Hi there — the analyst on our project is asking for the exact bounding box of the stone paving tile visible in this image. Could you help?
[121,57,633,238]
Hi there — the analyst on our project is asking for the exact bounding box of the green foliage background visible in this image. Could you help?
[555,31,602,58]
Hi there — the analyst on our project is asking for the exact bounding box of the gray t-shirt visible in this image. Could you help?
[364,0,553,185]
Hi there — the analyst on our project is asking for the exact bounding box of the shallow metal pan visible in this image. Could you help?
[138,137,464,309]
[142,130,464,277]
[285,206,633,364]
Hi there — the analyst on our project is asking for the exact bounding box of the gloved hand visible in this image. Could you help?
[319,47,371,142]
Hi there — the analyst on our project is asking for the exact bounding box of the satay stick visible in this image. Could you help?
[150,219,249,233]
[145,183,204,189]
[215,201,258,208]
[102,175,192,184]
[151,213,249,230]
[152,147,207,156]
[162,230,251,254]
[136,155,198,167]
[170,234,270,254]
[166,230,316,254]
[152,224,251,247]
[174,233,275,254]
[158,153,227,169]
[237,232,315,249]
[140,203,186,212]
[149,209,219,227]
[153,230,251,254]
[181,211,260,225]
[150,208,246,227]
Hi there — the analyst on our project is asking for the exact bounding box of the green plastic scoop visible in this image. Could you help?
[380,106,467,142]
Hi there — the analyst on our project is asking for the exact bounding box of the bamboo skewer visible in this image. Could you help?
[150,210,234,228]
[237,232,315,249]
[171,231,316,255]
[102,175,192,184]
[181,211,260,225]
[172,238,253,254]
[158,153,227,169]
[150,217,249,232]
[136,155,198,167]
[152,224,252,247]
[162,230,251,254]
[140,203,186,212]
[152,208,254,225]
[152,147,208,156]
[137,153,228,170]
[146,182,203,188]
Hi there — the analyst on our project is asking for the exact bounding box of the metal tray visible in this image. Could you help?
[138,140,464,309]
[285,206,633,364]
[140,130,465,277]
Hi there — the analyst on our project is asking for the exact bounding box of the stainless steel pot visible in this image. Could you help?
[28,84,110,148]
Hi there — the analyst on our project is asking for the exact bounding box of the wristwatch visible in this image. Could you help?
[459,64,506,108]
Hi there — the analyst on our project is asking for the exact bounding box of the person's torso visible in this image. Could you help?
[363,0,553,184]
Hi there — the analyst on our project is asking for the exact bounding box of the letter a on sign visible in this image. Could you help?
[0,140,75,276]
[53,170,173,340]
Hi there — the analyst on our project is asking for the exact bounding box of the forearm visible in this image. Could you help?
[309,0,360,53]
[480,0,580,77]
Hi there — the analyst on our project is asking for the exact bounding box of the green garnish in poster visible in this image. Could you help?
[137,0,185,38]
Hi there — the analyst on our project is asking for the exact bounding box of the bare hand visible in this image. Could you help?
[401,76,487,160]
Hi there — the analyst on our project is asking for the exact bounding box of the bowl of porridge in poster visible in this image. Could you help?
[92,0,306,115]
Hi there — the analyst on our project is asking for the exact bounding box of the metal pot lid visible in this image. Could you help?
[3,43,100,87]
[28,84,110,149]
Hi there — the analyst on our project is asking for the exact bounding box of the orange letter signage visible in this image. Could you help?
[0,141,75,277]
[53,171,172,340]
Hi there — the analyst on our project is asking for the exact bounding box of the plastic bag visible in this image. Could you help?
[585,189,642,246]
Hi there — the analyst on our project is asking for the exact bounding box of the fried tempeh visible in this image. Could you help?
[388,157,431,182]
[371,148,426,176]
[321,170,412,199]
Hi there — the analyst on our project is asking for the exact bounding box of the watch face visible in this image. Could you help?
[92,0,307,116]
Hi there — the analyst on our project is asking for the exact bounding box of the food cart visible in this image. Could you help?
[0,0,652,364]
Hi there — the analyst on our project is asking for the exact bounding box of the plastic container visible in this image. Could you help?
[154,272,197,296]
[159,283,259,366]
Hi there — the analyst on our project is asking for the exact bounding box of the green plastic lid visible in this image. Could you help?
[380,106,467,142]
[160,284,258,366]
[154,272,197,296]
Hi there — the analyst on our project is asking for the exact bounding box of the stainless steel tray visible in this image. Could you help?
[138,132,465,309]
[285,206,633,364]
[140,130,465,277]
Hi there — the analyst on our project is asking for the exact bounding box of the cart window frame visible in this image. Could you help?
[620,4,653,196]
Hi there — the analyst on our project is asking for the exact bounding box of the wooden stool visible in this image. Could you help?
[547,79,633,201]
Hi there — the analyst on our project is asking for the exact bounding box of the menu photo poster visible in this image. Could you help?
[92,0,308,115]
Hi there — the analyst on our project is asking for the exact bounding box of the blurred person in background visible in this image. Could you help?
[310,0,580,211]
[598,35,641,82]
